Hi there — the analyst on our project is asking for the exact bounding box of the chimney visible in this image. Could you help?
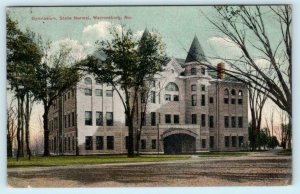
[217,62,225,79]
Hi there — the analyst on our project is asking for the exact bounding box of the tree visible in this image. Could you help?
[80,26,166,157]
[204,6,291,117]
[267,136,279,149]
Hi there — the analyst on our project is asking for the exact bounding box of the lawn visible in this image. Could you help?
[7,155,189,168]
[198,152,248,157]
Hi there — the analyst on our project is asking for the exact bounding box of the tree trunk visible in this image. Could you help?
[43,105,50,156]
[20,96,24,157]
[25,93,32,160]
[16,97,21,161]
[7,112,13,157]
[127,111,135,157]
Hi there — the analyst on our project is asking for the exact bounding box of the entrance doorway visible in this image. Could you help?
[163,133,196,154]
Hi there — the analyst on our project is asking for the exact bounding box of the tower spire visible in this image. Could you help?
[185,35,208,63]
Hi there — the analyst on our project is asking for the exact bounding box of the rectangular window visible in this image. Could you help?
[125,136,129,150]
[72,136,75,151]
[151,139,156,149]
[64,94,67,101]
[165,114,171,124]
[106,90,113,97]
[141,112,146,126]
[224,98,229,104]
[95,89,103,96]
[64,115,67,128]
[224,116,229,128]
[201,95,205,106]
[174,115,179,124]
[231,98,236,104]
[239,136,244,147]
[96,136,103,150]
[173,95,179,101]
[192,95,197,106]
[191,85,197,91]
[151,112,156,126]
[106,112,113,126]
[209,97,213,104]
[225,136,230,148]
[68,137,71,151]
[238,117,243,128]
[151,91,156,103]
[68,92,70,99]
[238,99,243,104]
[71,89,75,97]
[96,112,103,126]
[141,139,146,149]
[209,136,214,148]
[68,114,71,128]
[85,111,92,126]
[209,116,214,128]
[232,136,237,147]
[165,94,171,101]
[107,136,114,150]
[85,136,93,150]
[202,139,206,148]
[72,112,75,126]
[201,85,205,91]
[151,80,156,87]
[231,117,236,128]
[192,114,197,124]
[85,88,92,96]
[201,114,206,127]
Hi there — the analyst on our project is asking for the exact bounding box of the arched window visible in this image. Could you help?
[165,82,179,91]
[224,89,229,95]
[231,89,236,95]
[84,77,92,85]
[238,90,243,96]
[201,67,206,75]
[191,68,197,75]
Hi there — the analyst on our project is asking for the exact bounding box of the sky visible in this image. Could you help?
[6,6,287,138]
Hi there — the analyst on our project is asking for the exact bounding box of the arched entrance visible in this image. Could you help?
[163,133,196,154]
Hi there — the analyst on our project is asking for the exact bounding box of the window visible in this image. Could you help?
[141,112,146,126]
[165,82,179,91]
[68,114,71,128]
[191,68,197,75]
[224,116,229,128]
[151,80,156,87]
[201,67,205,75]
[84,77,92,85]
[192,114,197,124]
[239,136,244,147]
[209,116,214,128]
[68,137,71,151]
[201,114,206,127]
[106,90,113,97]
[202,139,206,148]
[224,98,229,104]
[191,84,197,91]
[95,89,103,96]
[125,115,128,126]
[209,97,214,104]
[238,117,243,128]
[165,114,171,124]
[71,89,75,97]
[224,89,229,95]
[192,95,197,106]
[64,94,67,101]
[125,136,129,150]
[85,111,92,126]
[151,139,156,149]
[72,136,75,151]
[232,136,237,147]
[64,115,67,128]
[107,136,114,150]
[68,92,70,99]
[96,112,103,126]
[85,136,93,150]
[64,137,67,151]
[201,85,205,91]
[141,139,146,149]
[231,117,236,128]
[151,112,156,126]
[165,94,171,101]
[72,112,75,126]
[173,95,179,101]
[174,115,179,124]
[238,90,243,96]
[84,88,92,96]
[151,91,156,103]
[231,98,236,104]
[225,136,230,148]
[201,95,205,106]
[96,136,103,150]
[231,89,236,95]
[238,99,243,104]
[209,136,214,148]
[106,112,113,126]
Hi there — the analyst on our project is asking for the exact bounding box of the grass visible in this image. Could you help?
[7,155,189,168]
[276,149,292,156]
[198,152,248,157]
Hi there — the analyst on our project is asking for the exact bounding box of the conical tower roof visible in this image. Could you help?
[141,28,150,39]
[185,35,208,63]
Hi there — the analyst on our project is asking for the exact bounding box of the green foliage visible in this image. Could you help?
[267,136,279,149]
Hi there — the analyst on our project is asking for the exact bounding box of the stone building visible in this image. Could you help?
[48,32,248,155]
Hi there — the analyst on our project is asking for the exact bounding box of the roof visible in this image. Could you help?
[185,35,208,64]
[141,28,150,40]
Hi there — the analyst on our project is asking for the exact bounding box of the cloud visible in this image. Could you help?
[82,21,122,41]
[254,58,271,69]
[207,36,242,57]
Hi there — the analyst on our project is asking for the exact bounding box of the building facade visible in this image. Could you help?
[48,34,248,155]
